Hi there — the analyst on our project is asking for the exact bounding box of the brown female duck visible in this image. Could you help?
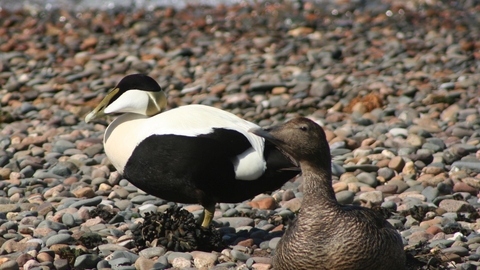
[250,117,405,270]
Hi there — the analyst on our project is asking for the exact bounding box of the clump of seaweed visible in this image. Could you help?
[405,242,451,270]
[89,205,116,222]
[133,205,224,252]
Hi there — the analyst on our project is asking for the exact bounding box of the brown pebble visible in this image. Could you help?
[50,244,69,254]
[135,257,155,270]
[80,36,98,50]
[441,253,461,263]
[81,217,104,227]
[63,176,79,185]
[376,159,390,168]
[271,224,284,232]
[376,184,397,194]
[210,83,227,95]
[252,263,272,270]
[37,252,54,263]
[361,138,377,147]
[425,225,443,235]
[237,239,254,247]
[438,199,474,213]
[72,187,96,198]
[453,182,478,195]
[388,156,405,172]
[281,197,302,212]
[247,197,276,210]
[422,166,444,175]
[333,182,348,193]
[15,253,33,267]
[324,129,335,142]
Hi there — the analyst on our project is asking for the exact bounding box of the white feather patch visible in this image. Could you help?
[104,89,150,115]
[104,105,267,180]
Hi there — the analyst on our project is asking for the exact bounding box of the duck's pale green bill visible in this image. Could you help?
[85,88,119,123]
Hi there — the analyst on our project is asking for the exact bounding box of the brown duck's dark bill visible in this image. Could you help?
[248,127,283,145]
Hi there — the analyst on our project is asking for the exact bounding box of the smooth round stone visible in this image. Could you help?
[52,140,76,153]
[336,191,354,204]
[387,180,409,193]
[397,148,416,156]
[152,260,169,269]
[109,257,132,267]
[428,239,455,248]
[277,209,295,220]
[230,249,250,262]
[376,185,397,194]
[377,167,395,181]
[69,196,102,208]
[130,195,158,204]
[167,252,193,263]
[0,260,19,270]
[111,251,139,263]
[139,204,157,216]
[74,254,101,269]
[45,234,74,247]
[114,200,132,211]
[219,203,231,212]
[466,236,480,245]
[422,142,443,152]
[216,217,254,228]
[282,189,296,201]
[381,201,397,211]
[421,186,439,202]
[356,172,377,187]
[331,163,346,176]
[54,259,69,270]
[359,191,383,205]
[37,220,67,231]
[451,161,480,173]
[7,187,23,197]
[353,147,373,158]
[215,262,236,268]
[389,128,408,137]
[268,237,282,250]
[343,165,379,172]
[441,246,469,256]
[138,247,166,259]
[61,213,76,227]
[0,204,21,214]
[223,208,238,217]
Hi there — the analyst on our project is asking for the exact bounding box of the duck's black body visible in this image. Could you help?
[85,74,299,228]
[124,131,298,207]
[250,117,406,270]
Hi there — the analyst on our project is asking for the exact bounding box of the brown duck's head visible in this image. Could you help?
[250,117,331,165]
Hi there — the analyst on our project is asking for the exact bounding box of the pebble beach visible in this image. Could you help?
[1,0,480,269]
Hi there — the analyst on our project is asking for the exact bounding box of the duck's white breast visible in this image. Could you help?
[104,105,266,179]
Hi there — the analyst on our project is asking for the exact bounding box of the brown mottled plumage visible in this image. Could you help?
[250,117,406,270]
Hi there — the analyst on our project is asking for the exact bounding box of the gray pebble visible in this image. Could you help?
[335,191,354,204]
[45,234,74,247]
[74,254,101,269]
[230,249,250,262]
[167,252,193,263]
[356,172,377,187]
[69,196,102,208]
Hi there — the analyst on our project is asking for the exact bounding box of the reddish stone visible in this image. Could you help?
[247,197,277,210]
[426,225,443,235]
[237,239,254,247]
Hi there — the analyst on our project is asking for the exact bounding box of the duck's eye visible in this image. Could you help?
[299,125,308,131]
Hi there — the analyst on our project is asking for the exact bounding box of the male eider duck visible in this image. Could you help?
[85,74,299,228]
[250,118,406,270]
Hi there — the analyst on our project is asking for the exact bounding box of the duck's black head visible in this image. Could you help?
[250,117,330,165]
[115,74,163,95]
[85,74,167,123]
